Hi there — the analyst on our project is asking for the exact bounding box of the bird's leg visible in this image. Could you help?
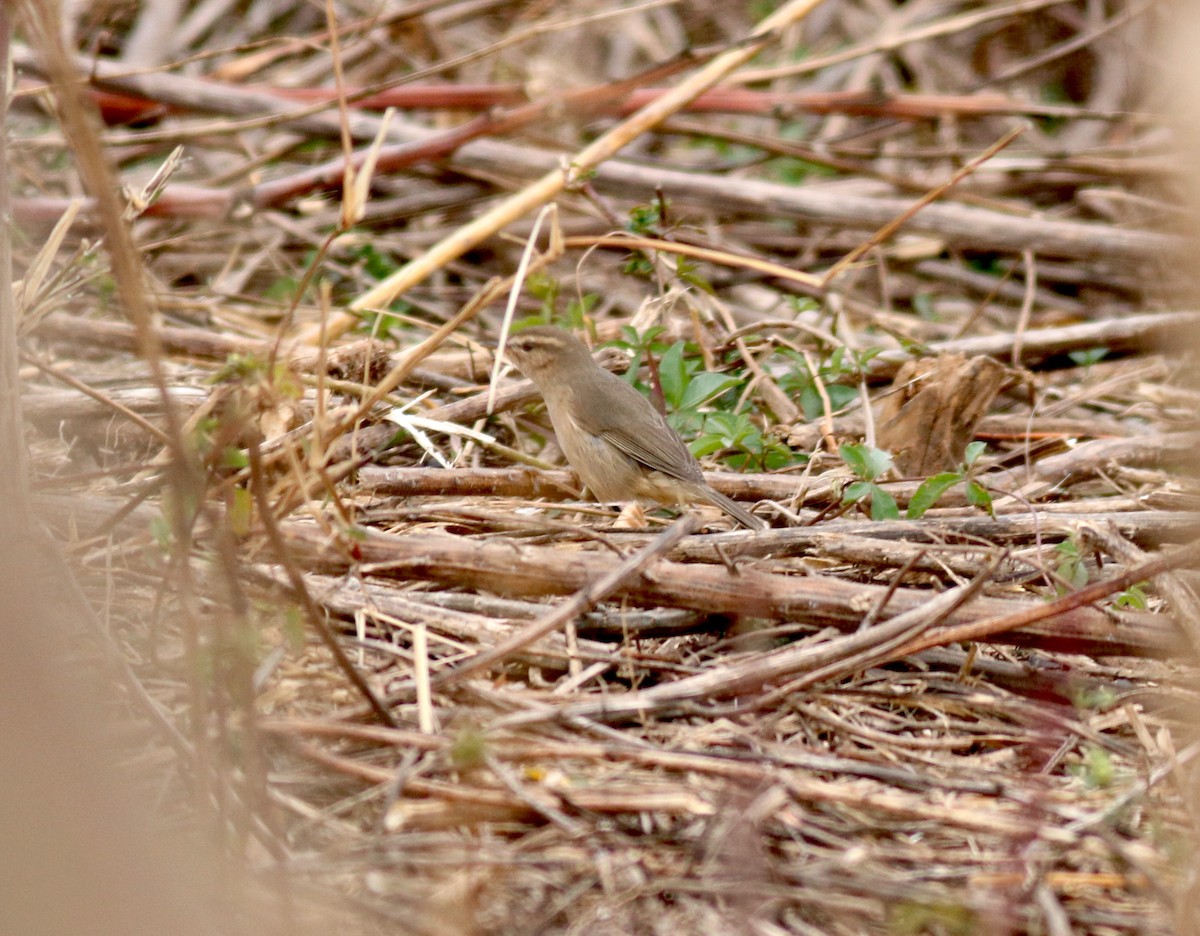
[613,502,648,529]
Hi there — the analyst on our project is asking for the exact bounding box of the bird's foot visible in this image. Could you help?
[613,502,647,529]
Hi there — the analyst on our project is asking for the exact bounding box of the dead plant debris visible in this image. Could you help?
[10,1,1200,933]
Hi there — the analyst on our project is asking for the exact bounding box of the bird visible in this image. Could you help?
[503,326,765,530]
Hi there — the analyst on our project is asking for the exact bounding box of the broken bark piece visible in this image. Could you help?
[324,339,394,384]
[876,353,1011,476]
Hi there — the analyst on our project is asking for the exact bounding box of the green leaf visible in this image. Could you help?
[668,408,703,437]
[525,270,556,301]
[689,434,728,458]
[348,241,400,280]
[786,295,821,315]
[840,443,869,478]
[149,514,172,551]
[626,201,663,235]
[614,324,664,351]
[862,447,894,481]
[1068,347,1108,367]
[658,341,687,409]
[841,443,893,482]
[615,325,640,350]
[842,480,872,504]
[890,899,976,936]
[1114,583,1148,610]
[825,383,859,412]
[855,346,884,367]
[510,312,552,332]
[229,486,253,536]
[1064,561,1089,589]
[912,292,938,321]
[264,275,300,303]
[869,484,900,520]
[220,446,249,470]
[799,385,825,421]
[1081,745,1114,789]
[450,726,489,771]
[799,385,856,419]
[764,447,807,471]
[966,480,993,515]
[680,372,742,410]
[283,606,305,651]
[676,262,715,295]
[701,410,747,442]
[896,334,933,356]
[906,472,963,519]
[564,292,599,328]
[963,441,986,467]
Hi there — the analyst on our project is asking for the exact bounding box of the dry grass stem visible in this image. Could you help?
[12,1,1199,933]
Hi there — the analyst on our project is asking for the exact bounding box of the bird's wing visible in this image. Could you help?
[572,371,704,484]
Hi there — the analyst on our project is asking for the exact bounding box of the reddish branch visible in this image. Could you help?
[76,82,1110,126]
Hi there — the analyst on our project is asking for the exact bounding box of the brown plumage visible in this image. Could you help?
[504,326,764,530]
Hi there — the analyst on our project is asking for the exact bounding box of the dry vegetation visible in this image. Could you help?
[7,0,1200,933]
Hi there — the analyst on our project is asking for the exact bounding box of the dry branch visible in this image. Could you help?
[405,127,1182,262]
[13,2,1198,932]
[432,515,698,687]
[275,520,1185,659]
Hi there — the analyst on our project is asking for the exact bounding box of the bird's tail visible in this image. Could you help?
[694,484,765,530]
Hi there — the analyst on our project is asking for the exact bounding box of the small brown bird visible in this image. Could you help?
[504,326,765,530]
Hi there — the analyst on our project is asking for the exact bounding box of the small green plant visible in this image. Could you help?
[840,443,900,520]
[608,326,669,388]
[354,303,413,340]
[1068,346,1108,368]
[905,441,993,519]
[1055,537,1090,591]
[563,292,599,329]
[264,274,300,303]
[1037,80,1072,135]
[264,245,325,304]
[450,726,489,771]
[227,485,253,536]
[507,270,599,333]
[625,201,664,236]
[890,899,976,936]
[149,513,172,551]
[673,255,715,295]
[690,411,800,472]
[623,201,665,276]
[965,253,1006,277]
[211,351,264,383]
[1070,744,1116,789]
[151,489,201,552]
[278,605,305,652]
[602,329,804,472]
[347,241,400,281]
[211,352,303,399]
[1114,582,1149,610]
[911,292,939,321]
[1073,685,1118,711]
[775,343,881,421]
[657,340,742,414]
[764,126,837,185]
[526,270,560,320]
